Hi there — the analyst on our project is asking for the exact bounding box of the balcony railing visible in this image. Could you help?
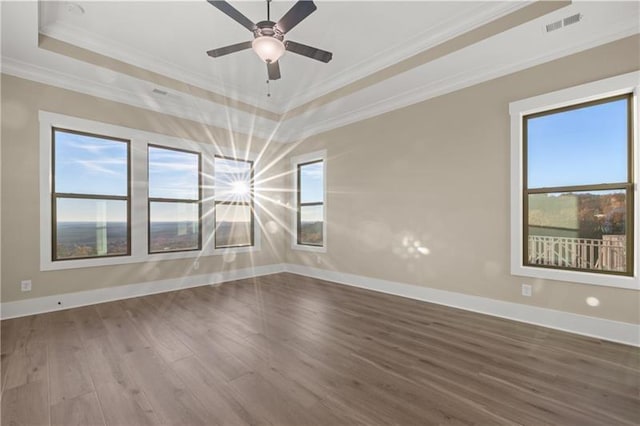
[528,235,626,272]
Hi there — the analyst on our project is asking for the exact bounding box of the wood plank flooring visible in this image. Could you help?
[1,272,638,425]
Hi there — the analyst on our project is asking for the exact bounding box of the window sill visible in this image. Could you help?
[511,264,639,290]
[214,245,260,255]
[40,245,261,271]
[291,244,326,253]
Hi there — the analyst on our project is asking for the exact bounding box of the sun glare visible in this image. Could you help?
[231,180,250,196]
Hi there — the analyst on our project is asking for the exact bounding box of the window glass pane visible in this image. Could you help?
[300,161,323,203]
[526,98,628,188]
[149,202,199,253]
[215,204,252,247]
[149,146,199,200]
[54,130,128,196]
[56,198,128,259]
[300,205,323,246]
[527,189,627,273]
[215,157,252,203]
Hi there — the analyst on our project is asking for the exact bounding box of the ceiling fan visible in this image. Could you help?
[206,0,332,81]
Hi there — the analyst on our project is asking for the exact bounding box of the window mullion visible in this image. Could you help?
[131,137,147,258]
[527,183,630,194]
[53,193,129,201]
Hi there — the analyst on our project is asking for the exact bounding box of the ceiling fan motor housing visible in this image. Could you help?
[254,21,284,41]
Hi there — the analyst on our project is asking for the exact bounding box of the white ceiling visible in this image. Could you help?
[37,1,525,111]
[2,1,639,143]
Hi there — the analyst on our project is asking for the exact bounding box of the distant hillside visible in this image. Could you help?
[529,192,625,239]
[301,221,323,245]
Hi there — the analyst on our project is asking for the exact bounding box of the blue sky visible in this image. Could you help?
[300,161,324,222]
[55,131,128,222]
[300,161,323,203]
[527,98,627,189]
[55,133,326,224]
[55,131,128,196]
[149,146,199,200]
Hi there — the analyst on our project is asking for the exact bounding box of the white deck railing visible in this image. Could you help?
[528,235,626,272]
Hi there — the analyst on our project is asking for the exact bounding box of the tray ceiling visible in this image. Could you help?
[2,1,639,142]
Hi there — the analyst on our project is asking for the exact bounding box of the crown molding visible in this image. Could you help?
[282,1,532,111]
[38,21,277,114]
[5,17,638,146]
[38,2,531,115]
[5,3,639,144]
[1,56,284,143]
[276,18,640,143]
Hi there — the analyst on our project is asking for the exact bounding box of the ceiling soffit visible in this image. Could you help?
[2,1,638,143]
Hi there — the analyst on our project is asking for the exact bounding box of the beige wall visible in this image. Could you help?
[2,35,639,324]
[284,35,640,324]
[1,74,286,302]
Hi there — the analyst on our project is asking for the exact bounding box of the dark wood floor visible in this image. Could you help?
[1,272,638,425]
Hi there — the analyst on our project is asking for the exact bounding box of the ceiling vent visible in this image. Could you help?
[545,13,582,33]
[546,20,562,32]
[563,14,582,27]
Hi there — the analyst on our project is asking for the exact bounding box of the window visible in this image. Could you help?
[148,145,201,253]
[524,95,633,276]
[52,128,130,261]
[214,156,254,248]
[510,72,639,289]
[298,160,325,246]
[41,112,262,271]
[291,150,326,251]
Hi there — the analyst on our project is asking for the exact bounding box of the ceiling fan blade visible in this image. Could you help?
[207,41,253,58]
[285,40,332,63]
[207,1,256,32]
[275,0,317,34]
[267,61,281,80]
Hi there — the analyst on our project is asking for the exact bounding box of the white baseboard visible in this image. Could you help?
[3,262,637,347]
[0,264,285,320]
[283,263,640,347]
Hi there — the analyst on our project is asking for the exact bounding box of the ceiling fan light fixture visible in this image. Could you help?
[252,36,285,63]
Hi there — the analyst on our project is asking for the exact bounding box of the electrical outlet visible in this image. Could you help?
[193,260,199,270]
[21,280,32,292]
[521,284,532,297]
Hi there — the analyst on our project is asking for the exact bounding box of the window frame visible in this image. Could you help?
[291,150,327,253]
[510,71,639,289]
[522,94,634,277]
[39,111,261,271]
[147,144,202,254]
[51,127,132,261]
[213,155,255,249]
[297,159,325,247]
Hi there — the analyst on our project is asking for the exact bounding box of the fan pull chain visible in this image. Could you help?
[266,79,271,97]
